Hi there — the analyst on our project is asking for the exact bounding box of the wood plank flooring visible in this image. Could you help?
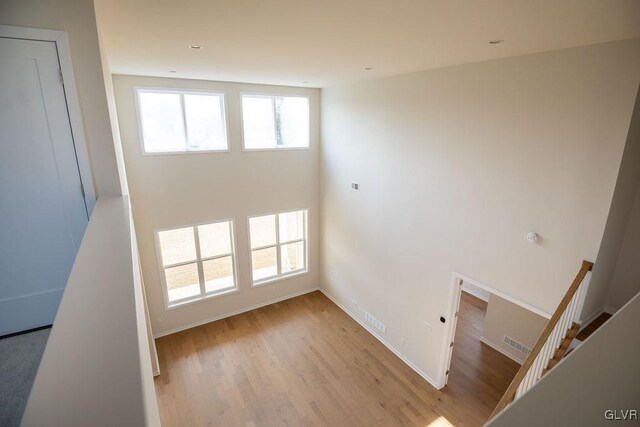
[575,312,612,342]
[154,291,519,426]
[446,292,520,418]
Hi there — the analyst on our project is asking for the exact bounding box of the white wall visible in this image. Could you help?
[606,182,640,310]
[94,0,130,197]
[581,85,640,319]
[482,294,547,364]
[113,75,321,336]
[0,0,123,198]
[22,197,159,426]
[320,39,640,384]
[488,290,640,427]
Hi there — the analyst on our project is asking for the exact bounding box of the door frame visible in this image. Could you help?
[436,271,552,389]
[0,24,96,216]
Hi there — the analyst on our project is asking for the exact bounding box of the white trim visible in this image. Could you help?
[248,209,309,286]
[461,284,489,303]
[319,288,440,390]
[0,25,97,216]
[479,336,524,365]
[56,33,97,216]
[0,25,64,41]
[154,218,239,310]
[251,242,278,252]
[456,272,552,319]
[275,207,282,280]
[252,269,309,288]
[239,92,311,151]
[438,275,463,388]
[134,86,230,156]
[153,287,318,338]
[436,271,552,389]
[604,305,617,315]
[166,288,240,311]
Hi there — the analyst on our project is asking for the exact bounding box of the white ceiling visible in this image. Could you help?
[95,0,640,88]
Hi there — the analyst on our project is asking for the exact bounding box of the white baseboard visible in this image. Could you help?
[153,287,319,338]
[604,305,617,315]
[318,288,440,390]
[479,336,524,365]
[0,287,64,336]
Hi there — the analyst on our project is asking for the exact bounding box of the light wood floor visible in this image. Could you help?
[446,292,520,420]
[154,291,519,426]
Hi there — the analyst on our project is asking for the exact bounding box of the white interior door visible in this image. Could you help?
[444,279,463,386]
[0,37,89,336]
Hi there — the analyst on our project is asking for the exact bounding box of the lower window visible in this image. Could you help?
[156,220,237,307]
[249,209,308,285]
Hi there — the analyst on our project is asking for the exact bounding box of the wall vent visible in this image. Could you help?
[503,335,531,355]
[363,311,386,335]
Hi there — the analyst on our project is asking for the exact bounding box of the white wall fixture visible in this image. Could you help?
[527,232,539,243]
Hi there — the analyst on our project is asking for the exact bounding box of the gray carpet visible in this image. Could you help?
[0,328,50,427]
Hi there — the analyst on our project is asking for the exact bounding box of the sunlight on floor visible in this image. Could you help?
[426,416,455,427]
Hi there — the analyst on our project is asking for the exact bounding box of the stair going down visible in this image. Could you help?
[542,322,580,375]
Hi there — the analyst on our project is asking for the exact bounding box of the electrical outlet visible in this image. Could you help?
[401,338,406,346]
[156,317,162,324]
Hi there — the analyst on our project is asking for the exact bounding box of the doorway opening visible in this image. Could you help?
[438,273,551,418]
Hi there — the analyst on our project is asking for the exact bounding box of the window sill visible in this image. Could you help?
[251,269,309,288]
[242,146,309,152]
[142,148,231,156]
[165,287,239,310]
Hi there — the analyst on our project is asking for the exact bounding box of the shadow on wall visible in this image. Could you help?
[462,282,547,364]
[582,85,640,319]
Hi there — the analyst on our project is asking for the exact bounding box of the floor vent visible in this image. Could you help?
[503,335,531,355]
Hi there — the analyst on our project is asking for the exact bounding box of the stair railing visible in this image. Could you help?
[488,260,593,421]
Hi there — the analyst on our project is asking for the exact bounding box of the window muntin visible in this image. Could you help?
[137,88,228,154]
[241,94,309,150]
[157,220,237,306]
[249,209,308,285]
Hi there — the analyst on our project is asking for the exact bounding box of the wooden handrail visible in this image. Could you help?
[488,260,594,421]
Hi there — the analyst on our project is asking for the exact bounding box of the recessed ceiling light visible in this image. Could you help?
[189,45,203,49]
[364,67,373,71]
[489,39,503,44]
[169,70,177,73]
[302,81,309,84]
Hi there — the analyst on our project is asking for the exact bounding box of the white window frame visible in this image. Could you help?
[248,209,309,286]
[155,219,239,309]
[240,92,311,151]
[135,86,230,155]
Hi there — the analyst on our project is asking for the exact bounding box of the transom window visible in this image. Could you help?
[156,220,237,307]
[249,210,308,285]
[241,94,310,150]
[137,88,228,154]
